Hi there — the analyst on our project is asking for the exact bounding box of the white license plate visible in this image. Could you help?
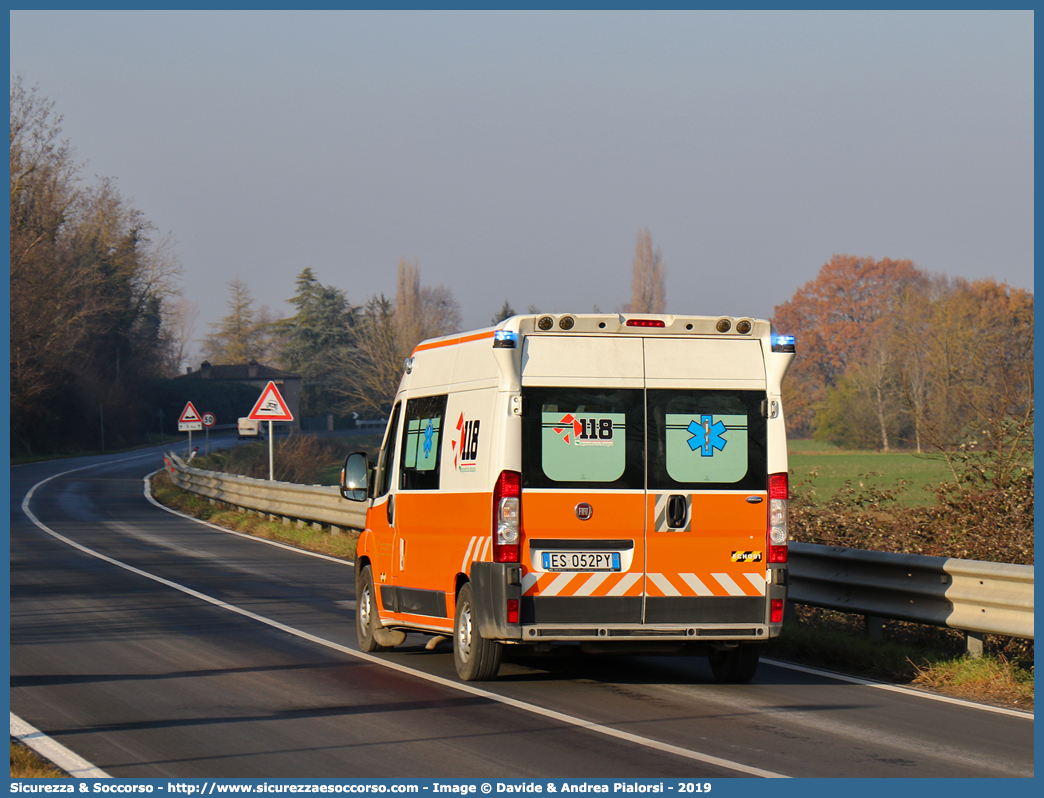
[542,551,621,572]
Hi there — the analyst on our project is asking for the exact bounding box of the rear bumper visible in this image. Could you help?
[519,623,773,643]
[469,561,787,645]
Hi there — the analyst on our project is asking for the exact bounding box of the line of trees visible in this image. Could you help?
[197,258,463,419]
[773,254,1033,487]
[10,78,188,455]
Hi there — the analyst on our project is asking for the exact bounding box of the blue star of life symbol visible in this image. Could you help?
[687,415,727,456]
[423,419,435,458]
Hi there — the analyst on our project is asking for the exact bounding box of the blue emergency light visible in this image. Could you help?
[493,330,518,349]
[772,334,796,353]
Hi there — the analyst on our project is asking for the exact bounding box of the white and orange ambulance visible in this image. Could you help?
[340,313,796,682]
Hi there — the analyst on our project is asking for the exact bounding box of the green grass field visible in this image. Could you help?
[787,439,954,507]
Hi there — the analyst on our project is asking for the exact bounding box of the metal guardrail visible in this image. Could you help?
[164,452,1033,643]
[163,451,366,532]
[788,542,1034,641]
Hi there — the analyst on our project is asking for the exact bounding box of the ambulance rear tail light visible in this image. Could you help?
[626,319,665,328]
[770,598,784,624]
[768,472,788,563]
[493,470,522,563]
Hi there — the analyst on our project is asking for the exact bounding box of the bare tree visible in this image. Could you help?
[333,294,400,415]
[420,283,462,339]
[395,257,422,355]
[161,297,200,376]
[10,78,87,420]
[334,259,462,413]
[394,256,461,348]
[626,228,666,313]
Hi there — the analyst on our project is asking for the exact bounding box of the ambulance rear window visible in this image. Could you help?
[646,389,767,491]
[521,388,644,489]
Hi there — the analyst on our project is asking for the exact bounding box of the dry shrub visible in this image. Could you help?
[270,435,341,484]
[10,741,67,778]
[194,434,365,485]
[790,467,1033,564]
[790,465,1034,669]
[910,654,1034,709]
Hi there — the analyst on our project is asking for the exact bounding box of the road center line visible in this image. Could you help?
[22,461,788,779]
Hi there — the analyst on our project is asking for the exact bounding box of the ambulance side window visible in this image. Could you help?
[399,394,448,491]
[375,402,402,498]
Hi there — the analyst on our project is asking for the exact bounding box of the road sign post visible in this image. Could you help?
[178,402,203,458]
[247,381,294,480]
[202,412,216,457]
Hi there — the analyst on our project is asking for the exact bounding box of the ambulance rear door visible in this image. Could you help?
[642,337,770,627]
[519,335,647,627]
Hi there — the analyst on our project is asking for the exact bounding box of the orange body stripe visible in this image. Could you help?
[411,330,494,355]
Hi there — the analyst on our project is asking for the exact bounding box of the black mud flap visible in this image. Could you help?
[469,562,523,641]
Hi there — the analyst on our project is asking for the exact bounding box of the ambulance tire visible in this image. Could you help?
[356,565,390,653]
[708,643,760,683]
[453,582,503,681]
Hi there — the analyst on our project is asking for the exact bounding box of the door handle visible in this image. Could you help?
[667,494,688,529]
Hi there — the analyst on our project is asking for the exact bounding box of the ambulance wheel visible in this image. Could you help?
[453,582,503,681]
[709,643,760,683]
[356,565,390,653]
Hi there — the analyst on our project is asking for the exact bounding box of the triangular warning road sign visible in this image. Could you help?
[248,381,294,421]
[179,401,202,423]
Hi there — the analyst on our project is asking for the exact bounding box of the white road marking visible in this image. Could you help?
[11,712,111,778]
[763,659,1034,720]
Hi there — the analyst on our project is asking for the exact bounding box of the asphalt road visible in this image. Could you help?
[9,442,1035,779]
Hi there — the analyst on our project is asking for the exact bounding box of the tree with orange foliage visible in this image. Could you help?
[896,277,1033,488]
[772,254,926,444]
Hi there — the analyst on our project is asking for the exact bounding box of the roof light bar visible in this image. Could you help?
[771,334,796,353]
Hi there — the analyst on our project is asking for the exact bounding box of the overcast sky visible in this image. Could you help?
[10,10,1034,362]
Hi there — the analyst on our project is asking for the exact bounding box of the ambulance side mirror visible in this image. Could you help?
[340,452,370,502]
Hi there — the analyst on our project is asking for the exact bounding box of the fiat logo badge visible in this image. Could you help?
[575,502,593,521]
